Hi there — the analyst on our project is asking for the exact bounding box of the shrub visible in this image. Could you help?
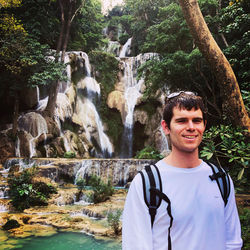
[119,33,130,45]
[75,178,86,202]
[87,175,114,204]
[107,209,122,235]
[135,146,163,160]
[63,151,76,158]
[76,178,86,191]
[238,207,250,249]
[200,125,249,193]
[8,167,57,211]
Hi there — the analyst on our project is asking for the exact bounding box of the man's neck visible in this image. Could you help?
[163,149,201,168]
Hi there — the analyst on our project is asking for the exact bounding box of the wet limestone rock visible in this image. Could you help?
[56,93,73,122]
[49,188,77,206]
[18,112,48,138]
[45,116,60,138]
[133,109,148,125]
[0,129,15,164]
[3,219,20,230]
[17,130,33,157]
[66,85,76,106]
[107,90,125,115]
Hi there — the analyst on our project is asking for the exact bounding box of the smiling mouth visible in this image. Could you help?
[183,135,197,139]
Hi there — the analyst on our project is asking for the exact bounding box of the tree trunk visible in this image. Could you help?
[56,0,65,56]
[178,0,249,131]
[44,0,66,117]
[61,1,73,62]
[45,0,83,118]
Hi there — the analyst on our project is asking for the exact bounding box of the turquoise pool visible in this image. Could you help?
[0,231,122,250]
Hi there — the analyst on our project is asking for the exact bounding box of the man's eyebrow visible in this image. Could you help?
[174,117,203,121]
[193,117,203,120]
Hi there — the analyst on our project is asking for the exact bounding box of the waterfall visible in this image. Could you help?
[119,37,132,58]
[74,159,153,186]
[105,41,121,57]
[4,158,156,187]
[74,52,114,158]
[36,52,75,154]
[17,112,49,158]
[160,126,170,154]
[75,160,92,184]
[119,49,159,157]
[0,167,9,199]
[0,204,8,212]
[15,136,21,157]
[120,59,144,157]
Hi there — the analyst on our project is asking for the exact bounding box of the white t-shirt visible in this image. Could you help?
[122,160,242,250]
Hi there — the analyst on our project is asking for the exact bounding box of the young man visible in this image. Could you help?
[122,92,242,250]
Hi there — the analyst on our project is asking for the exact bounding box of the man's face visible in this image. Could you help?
[161,107,206,154]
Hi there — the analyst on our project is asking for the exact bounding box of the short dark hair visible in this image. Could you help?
[163,92,207,128]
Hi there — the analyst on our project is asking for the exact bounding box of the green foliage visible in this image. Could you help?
[135,146,163,160]
[76,178,86,191]
[119,33,130,45]
[89,50,119,97]
[241,90,250,112]
[88,50,122,146]
[0,33,66,98]
[87,175,114,204]
[142,3,192,54]
[8,167,57,211]
[68,0,105,52]
[100,105,123,149]
[7,0,59,48]
[106,209,122,235]
[200,125,249,192]
[220,0,250,92]
[63,151,76,158]
[132,0,223,123]
[75,177,86,202]
[238,207,250,249]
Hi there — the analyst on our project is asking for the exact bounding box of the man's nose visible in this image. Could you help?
[186,121,195,130]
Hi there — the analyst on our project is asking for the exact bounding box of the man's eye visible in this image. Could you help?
[193,119,203,123]
[176,119,186,123]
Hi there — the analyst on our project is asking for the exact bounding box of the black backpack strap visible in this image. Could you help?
[139,164,162,227]
[150,187,173,250]
[207,162,231,206]
[140,164,172,250]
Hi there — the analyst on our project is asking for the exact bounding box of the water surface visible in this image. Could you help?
[0,231,121,250]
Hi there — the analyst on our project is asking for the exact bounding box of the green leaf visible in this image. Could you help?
[237,168,244,180]
[206,152,214,160]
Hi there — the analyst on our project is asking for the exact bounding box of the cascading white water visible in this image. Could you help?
[119,37,132,58]
[119,48,160,158]
[0,204,8,212]
[74,160,93,184]
[17,112,49,158]
[15,136,21,157]
[160,126,170,154]
[59,53,72,93]
[105,41,121,57]
[74,52,113,158]
[35,52,75,155]
[120,58,144,158]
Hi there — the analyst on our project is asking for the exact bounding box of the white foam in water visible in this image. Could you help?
[0,204,8,212]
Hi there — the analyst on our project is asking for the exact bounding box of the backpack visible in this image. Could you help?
[139,162,230,250]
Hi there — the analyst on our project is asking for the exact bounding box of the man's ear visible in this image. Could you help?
[161,120,170,135]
